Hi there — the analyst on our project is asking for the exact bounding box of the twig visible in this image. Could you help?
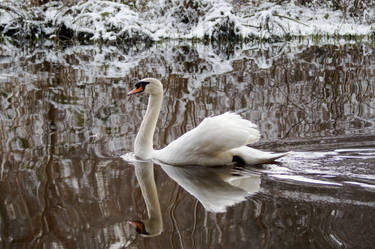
[273,14,309,27]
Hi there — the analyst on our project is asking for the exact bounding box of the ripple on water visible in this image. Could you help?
[253,146,375,190]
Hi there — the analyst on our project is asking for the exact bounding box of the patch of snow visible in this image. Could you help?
[49,0,148,40]
[1,0,374,42]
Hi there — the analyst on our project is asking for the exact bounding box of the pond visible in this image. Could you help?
[0,40,375,249]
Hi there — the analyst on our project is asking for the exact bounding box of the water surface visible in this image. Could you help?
[0,41,375,248]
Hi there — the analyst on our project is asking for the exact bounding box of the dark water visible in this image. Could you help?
[0,41,375,249]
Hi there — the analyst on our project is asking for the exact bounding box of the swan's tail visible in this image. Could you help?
[233,146,289,165]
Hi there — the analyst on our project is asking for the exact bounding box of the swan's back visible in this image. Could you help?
[154,112,260,165]
[196,112,260,153]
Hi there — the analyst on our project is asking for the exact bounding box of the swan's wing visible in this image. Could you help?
[164,112,260,155]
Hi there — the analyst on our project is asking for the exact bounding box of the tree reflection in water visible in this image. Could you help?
[1,41,375,248]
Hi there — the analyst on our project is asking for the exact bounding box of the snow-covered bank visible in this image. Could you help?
[1,0,375,45]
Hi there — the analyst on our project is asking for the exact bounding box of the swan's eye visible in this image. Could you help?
[135,81,150,89]
[134,82,141,88]
[128,81,150,96]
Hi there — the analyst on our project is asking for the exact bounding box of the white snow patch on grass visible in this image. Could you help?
[2,0,374,42]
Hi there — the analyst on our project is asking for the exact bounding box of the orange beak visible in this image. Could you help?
[129,221,142,229]
[128,220,148,234]
[127,85,143,96]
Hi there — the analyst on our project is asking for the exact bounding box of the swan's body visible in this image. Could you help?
[128,78,287,166]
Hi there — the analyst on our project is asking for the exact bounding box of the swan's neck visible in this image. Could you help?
[135,162,162,236]
[134,93,163,159]
[141,166,162,222]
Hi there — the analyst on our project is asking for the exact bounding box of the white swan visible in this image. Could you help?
[128,78,288,166]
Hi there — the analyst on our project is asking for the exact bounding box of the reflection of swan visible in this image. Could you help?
[128,78,288,166]
[129,161,162,237]
[159,163,260,212]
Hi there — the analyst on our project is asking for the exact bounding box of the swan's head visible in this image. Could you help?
[128,220,162,237]
[129,220,149,236]
[128,78,163,96]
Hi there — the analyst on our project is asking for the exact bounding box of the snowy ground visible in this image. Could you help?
[0,0,374,44]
